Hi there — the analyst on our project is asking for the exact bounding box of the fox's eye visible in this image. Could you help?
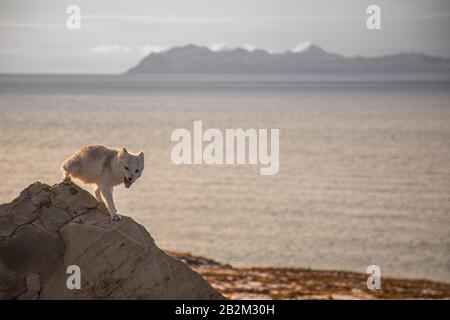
[124,166,129,171]
[135,169,140,173]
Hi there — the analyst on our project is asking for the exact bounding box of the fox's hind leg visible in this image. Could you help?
[63,173,72,184]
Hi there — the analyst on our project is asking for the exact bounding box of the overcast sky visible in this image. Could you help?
[1,0,449,73]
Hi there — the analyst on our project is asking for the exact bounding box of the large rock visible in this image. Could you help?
[0,182,223,300]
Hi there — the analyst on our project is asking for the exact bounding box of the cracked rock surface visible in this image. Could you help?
[0,182,223,300]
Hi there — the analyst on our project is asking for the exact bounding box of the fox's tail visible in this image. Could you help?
[61,155,80,175]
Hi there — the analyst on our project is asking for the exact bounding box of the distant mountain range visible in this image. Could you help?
[126,44,450,74]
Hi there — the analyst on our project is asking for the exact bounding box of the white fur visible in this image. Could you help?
[61,145,144,221]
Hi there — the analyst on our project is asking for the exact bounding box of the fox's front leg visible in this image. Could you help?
[100,183,121,221]
[94,185,104,204]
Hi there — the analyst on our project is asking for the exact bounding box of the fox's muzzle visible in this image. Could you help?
[124,177,133,188]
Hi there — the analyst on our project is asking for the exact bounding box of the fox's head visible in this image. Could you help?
[118,148,144,188]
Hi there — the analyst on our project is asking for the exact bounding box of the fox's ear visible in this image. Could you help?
[139,151,144,160]
[118,148,128,159]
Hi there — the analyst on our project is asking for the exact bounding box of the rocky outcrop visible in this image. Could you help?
[0,182,223,300]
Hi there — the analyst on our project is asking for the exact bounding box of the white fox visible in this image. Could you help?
[61,145,144,221]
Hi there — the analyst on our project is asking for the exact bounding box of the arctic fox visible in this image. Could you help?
[61,145,144,221]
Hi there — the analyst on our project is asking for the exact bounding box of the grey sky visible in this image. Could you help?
[1,0,449,73]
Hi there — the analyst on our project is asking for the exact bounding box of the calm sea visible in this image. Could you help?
[0,74,449,283]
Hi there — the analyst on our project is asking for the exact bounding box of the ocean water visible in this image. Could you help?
[0,75,449,283]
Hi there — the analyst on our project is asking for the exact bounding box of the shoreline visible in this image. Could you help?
[168,252,450,300]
